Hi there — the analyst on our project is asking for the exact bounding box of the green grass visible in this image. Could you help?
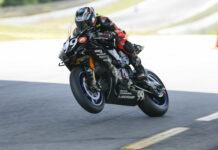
[97,0,144,15]
[208,27,218,35]
[0,0,93,18]
[0,0,145,41]
[0,25,67,41]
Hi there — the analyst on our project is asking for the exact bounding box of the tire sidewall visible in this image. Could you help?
[138,69,169,117]
[70,67,104,113]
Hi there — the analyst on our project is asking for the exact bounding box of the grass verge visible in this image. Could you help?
[0,0,144,41]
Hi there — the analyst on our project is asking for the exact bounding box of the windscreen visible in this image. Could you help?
[68,18,76,38]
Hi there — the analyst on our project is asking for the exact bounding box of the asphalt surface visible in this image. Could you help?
[0,80,218,150]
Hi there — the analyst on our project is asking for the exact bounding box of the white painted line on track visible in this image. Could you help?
[121,127,190,150]
[196,112,218,122]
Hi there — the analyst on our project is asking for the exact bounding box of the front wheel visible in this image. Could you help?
[138,70,169,117]
[70,67,104,113]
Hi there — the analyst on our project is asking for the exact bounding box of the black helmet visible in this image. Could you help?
[75,7,96,31]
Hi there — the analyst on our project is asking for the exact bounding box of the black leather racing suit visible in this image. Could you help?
[73,14,145,79]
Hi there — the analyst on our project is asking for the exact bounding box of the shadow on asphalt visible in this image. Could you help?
[0,80,218,148]
[1,79,218,120]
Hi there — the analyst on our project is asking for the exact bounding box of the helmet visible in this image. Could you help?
[75,7,96,31]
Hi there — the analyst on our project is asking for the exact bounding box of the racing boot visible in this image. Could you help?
[135,64,147,80]
[131,55,147,80]
[133,44,144,55]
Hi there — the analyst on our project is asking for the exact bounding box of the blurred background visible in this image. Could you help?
[1,1,218,150]
[0,0,217,41]
[0,0,218,93]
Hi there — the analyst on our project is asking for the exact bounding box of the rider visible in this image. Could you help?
[73,7,146,81]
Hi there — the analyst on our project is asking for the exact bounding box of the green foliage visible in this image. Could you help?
[3,0,38,6]
[38,0,52,3]
[2,0,56,6]
[0,0,4,6]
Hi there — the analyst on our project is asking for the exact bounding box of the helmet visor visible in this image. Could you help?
[75,21,88,32]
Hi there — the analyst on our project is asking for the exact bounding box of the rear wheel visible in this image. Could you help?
[138,70,169,117]
[70,67,104,113]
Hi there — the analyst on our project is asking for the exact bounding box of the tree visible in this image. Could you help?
[0,0,5,6]
[38,0,52,3]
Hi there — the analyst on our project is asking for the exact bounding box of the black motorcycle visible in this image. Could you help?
[59,25,169,117]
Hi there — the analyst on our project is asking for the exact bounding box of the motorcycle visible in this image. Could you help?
[58,22,169,117]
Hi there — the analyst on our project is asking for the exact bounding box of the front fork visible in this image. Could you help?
[85,56,100,91]
[86,55,121,91]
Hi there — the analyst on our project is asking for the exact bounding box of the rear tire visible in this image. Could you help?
[70,67,104,113]
[138,70,169,117]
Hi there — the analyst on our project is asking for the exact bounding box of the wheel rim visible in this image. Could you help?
[78,71,103,106]
[147,73,168,106]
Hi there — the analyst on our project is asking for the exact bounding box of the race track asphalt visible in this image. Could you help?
[0,80,218,150]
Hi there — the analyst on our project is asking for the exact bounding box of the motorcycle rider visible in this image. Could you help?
[73,7,146,89]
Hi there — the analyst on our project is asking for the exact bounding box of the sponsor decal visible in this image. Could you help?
[78,37,87,43]
[96,24,101,28]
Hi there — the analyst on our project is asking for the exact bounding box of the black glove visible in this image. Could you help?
[97,32,117,40]
[109,32,118,39]
[88,32,96,40]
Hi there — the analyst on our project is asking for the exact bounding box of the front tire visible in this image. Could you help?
[70,67,104,113]
[138,70,169,117]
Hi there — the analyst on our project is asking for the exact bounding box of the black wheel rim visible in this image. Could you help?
[78,71,103,106]
[147,73,168,107]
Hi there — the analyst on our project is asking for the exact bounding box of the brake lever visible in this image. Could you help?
[58,62,65,66]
